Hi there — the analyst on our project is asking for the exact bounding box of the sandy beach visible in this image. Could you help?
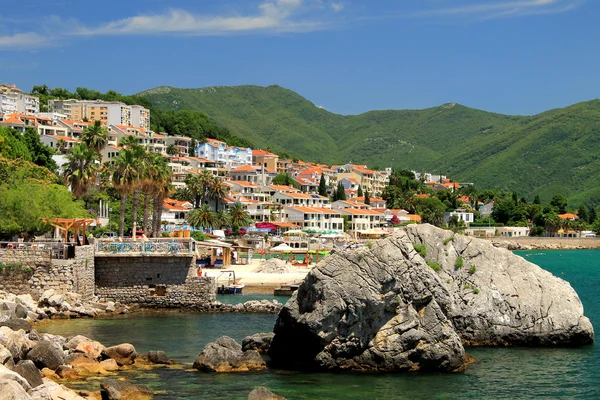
[202,258,311,290]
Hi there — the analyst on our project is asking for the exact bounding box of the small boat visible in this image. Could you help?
[216,270,244,294]
[218,283,245,294]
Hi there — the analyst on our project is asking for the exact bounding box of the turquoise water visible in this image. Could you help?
[40,250,600,399]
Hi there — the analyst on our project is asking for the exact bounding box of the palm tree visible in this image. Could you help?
[111,148,140,237]
[82,120,108,157]
[213,209,231,229]
[228,202,252,229]
[56,138,68,155]
[209,178,229,211]
[62,143,99,198]
[186,204,215,230]
[184,174,203,208]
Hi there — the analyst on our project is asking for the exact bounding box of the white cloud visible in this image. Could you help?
[0,32,49,49]
[331,2,344,12]
[76,0,334,36]
[413,0,584,19]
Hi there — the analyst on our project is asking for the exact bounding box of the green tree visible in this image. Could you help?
[186,204,215,230]
[577,204,588,223]
[228,202,252,229]
[209,178,229,211]
[318,173,327,196]
[533,195,541,205]
[357,186,363,198]
[336,181,346,201]
[416,197,446,226]
[111,148,140,237]
[82,120,108,157]
[550,194,568,214]
[364,189,371,205]
[272,173,297,187]
[589,206,598,224]
[62,143,99,199]
[166,144,179,156]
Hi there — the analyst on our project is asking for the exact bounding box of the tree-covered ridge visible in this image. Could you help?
[138,85,600,205]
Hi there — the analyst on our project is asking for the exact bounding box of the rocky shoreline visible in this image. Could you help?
[489,238,600,250]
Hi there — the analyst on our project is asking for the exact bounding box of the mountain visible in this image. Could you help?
[138,85,600,205]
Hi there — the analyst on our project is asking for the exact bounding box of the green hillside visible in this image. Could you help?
[138,85,600,205]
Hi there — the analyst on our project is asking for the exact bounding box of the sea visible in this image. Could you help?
[39,250,600,399]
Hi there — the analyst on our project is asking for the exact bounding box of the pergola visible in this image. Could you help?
[41,218,96,245]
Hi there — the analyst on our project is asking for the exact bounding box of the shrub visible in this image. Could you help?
[366,241,373,249]
[191,231,209,241]
[443,235,454,246]
[161,232,170,237]
[464,283,472,290]
[473,288,480,294]
[20,267,33,274]
[455,257,464,269]
[469,265,477,275]
[426,260,441,272]
[413,244,427,257]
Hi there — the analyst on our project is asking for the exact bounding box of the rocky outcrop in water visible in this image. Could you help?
[269,224,594,372]
[100,379,153,400]
[193,336,266,372]
[248,387,287,400]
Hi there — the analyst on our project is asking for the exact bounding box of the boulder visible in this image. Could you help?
[403,224,594,346]
[27,341,65,370]
[1,328,35,361]
[147,350,172,365]
[40,290,55,305]
[56,365,79,379]
[193,336,266,372]
[0,318,33,332]
[269,230,465,372]
[242,333,274,354]
[0,301,17,321]
[0,378,32,400]
[101,344,136,366]
[29,379,86,400]
[0,363,32,392]
[248,387,287,400]
[269,225,594,373]
[47,294,65,308]
[99,379,152,400]
[13,360,43,388]
[99,359,119,371]
[15,304,29,319]
[16,294,37,312]
[0,343,12,365]
[74,340,105,360]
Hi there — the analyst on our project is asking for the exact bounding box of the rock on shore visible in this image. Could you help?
[269,224,594,372]
[193,336,266,372]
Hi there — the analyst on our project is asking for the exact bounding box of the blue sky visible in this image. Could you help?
[0,0,597,116]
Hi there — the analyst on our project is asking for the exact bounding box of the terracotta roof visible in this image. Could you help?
[408,214,422,222]
[287,206,341,215]
[272,222,300,228]
[252,149,277,156]
[228,180,259,187]
[558,213,579,220]
[339,208,384,216]
[48,135,80,142]
[232,165,256,172]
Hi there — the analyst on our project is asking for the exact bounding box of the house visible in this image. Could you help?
[252,149,279,171]
[230,165,277,186]
[163,135,192,156]
[354,196,387,210]
[195,138,252,168]
[337,208,386,232]
[162,198,193,225]
[384,209,422,225]
[283,206,344,231]
[39,135,80,154]
[496,227,530,237]
[558,213,579,221]
[444,210,474,227]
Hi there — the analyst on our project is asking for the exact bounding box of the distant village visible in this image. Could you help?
[0,83,588,240]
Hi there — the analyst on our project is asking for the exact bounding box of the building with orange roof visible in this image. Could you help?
[162,198,193,225]
[39,135,81,154]
[0,84,39,114]
[230,164,278,186]
[49,99,150,129]
[252,149,279,171]
[337,208,386,231]
[558,213,579,221]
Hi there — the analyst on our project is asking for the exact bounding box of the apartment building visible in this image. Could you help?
[195,138,252,168]
[252,149,279,170]
[0,84,39,114]
[283,206,344,231]
[49,100,150,129]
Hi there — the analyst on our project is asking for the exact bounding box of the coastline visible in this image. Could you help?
[484,237,600,250]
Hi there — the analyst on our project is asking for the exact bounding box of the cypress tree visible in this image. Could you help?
[318,173,327,196]
[357,186,363,197]
[337,181,347,201]
[364,189,371,205]
[589,206,597,224]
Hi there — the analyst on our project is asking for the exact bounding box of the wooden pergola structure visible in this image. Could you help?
[41,218,96,245]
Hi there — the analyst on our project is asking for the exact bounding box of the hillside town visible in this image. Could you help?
[1,84,594,245]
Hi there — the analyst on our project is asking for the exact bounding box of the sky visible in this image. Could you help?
[0,0,598,116]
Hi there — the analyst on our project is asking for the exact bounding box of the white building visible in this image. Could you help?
[444,210,474,227]
[194,138,252,168]
[284,206,344,231]
[49,100,150,129]
[0,84,39,114]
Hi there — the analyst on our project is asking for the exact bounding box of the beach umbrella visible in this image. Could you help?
[271,244,294,251]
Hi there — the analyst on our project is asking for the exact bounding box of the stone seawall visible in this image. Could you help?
[0,245,95,300]
[95,255,217,307]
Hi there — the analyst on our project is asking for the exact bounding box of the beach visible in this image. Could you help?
[202,258,311,291]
